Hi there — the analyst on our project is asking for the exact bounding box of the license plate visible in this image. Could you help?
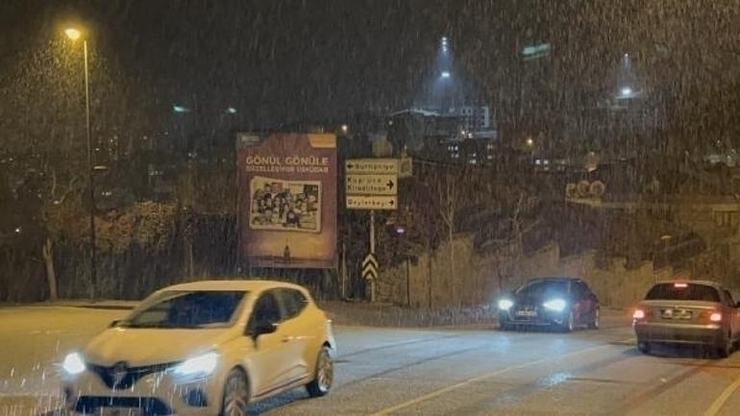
[515,310,537,317]
[661,309,692,320]
[99,408,141,416]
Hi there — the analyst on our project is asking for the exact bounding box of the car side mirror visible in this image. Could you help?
[254,322,278,337]
[109,320,121,328]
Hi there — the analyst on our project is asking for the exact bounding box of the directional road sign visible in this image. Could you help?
[345,158,406,211]
[346,174,397,196]
[362,253,378,280]
[345,159,399,174]
[346,195,398,210]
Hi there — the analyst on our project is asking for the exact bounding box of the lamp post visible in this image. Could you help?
[65,27,97,297]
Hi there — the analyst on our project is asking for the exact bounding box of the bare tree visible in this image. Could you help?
[434,170,460,305]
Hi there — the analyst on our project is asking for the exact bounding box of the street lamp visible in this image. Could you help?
[65,26,97,297]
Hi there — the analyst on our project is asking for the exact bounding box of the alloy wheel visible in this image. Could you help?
[221,369,249,416]
[589,308,600,329]
[307,346,333,397]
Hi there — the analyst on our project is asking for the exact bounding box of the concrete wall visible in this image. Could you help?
[376,235,687,309]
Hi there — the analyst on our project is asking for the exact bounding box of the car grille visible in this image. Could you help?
[75,396,172,415]
[88,361,180,390]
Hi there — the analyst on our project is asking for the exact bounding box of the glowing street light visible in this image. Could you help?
[173,104,191,113]
[64,28,82,41]
[64,26,98,296]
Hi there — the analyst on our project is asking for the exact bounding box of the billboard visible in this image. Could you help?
[237,133,337,268]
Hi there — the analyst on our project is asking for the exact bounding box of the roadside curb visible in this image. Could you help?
[35,301,139,310]
[68,304,136,310]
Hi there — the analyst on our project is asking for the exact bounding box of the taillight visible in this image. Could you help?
[698,310,722,324]
[633,309,646,320]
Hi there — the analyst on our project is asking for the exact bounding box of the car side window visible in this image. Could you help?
[280,289,308,320]
[248,291,282,333]
[723,289,735,307]
[574,281,589,300]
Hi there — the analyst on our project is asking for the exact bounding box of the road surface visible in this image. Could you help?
[1,306,740,415]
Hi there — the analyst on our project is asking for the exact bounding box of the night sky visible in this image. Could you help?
[1,1,738,129]
[2,0,459,127]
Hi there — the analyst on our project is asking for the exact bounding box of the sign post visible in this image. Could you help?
[345,158,410,302]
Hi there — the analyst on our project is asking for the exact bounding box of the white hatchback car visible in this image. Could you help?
[60,280,336,415]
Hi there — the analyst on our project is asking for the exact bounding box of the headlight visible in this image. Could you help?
[498,299,514,310]
[62,352,86,375]
[543,299,567,312]
[172,352,219,378]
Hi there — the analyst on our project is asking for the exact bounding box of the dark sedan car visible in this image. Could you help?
[633,280,740,358]
[496,277,600,332]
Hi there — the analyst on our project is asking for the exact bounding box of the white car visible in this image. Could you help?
[60,280,336,415]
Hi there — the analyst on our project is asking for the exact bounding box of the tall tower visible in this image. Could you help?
[413,36,465,113]
[616,53,641,100]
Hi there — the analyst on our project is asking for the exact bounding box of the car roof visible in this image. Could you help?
[157,279,309,293]
[653,279,725,289]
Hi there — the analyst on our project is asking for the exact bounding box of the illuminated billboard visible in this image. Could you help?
[237,133,337,268]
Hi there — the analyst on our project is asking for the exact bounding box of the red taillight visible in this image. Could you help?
[698,310,722,323]
[633,309,646,319]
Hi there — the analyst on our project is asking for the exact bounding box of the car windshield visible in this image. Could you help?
[122,290,247,329]
[645,283,720,302]
[516,280,569,297]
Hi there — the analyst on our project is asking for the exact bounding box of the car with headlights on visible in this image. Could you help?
[632,280,740,357]
[60,280,336,416]
[496,277,600,332]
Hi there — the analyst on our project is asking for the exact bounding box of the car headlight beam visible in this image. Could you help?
[543,299,567,312]
[498,299,514,310]
[62,352,86,375]
[173,352,219,378]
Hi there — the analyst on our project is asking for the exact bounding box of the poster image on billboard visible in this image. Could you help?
[237,132,337,269]
[249,176,321,233]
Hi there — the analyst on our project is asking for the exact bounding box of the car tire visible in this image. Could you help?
[637,341,651,354]
[588,308,600,329]
[498,318,510,331]
[716,334,733,359]
[221,368,250,416]
[561,311,575,333]
[306,345,333,398]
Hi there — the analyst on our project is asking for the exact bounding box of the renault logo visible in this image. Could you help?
[111,361,128,388]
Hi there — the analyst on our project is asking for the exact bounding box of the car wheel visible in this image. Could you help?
[562,311,575,332]
[588,308,600,329]
[716,334,733,359]
[498,318,510,331]
[306,345,333,397]
[221,368,249,416]
[637,341,651,354]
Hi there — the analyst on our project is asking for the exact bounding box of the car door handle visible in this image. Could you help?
[282,336,294,343]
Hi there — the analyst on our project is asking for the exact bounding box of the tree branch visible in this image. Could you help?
[56,176,80,205]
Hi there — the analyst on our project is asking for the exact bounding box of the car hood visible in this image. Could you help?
[83,327,233,366]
